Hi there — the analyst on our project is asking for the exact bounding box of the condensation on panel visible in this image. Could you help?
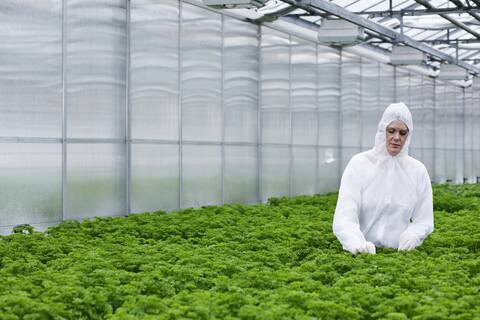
[131,144,179,213]
[261,146,289,202]
[261,108,290,144]
[395,68,410,105]
[360,58,379,151]
[292,111,318,145]
[291,147,316,196]
[0,143,61,227]
[318,46,340,147]
[422,77,435,177]
[379,64,395,110]
[261,27,290,110]
[130,0,179,140]
[340,51,361,149]
[66,143,126,220]
[182,145,221,208]
[66,0,127,139]
[224,146,258,204]
[0,0,62,138]
[434,80,446,183]
[291,37,316,110]
[224,17,259,143]
[318,147,339,193]
[181,4,222,142]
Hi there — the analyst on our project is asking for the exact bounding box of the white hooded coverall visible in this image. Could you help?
[333,103,434,253]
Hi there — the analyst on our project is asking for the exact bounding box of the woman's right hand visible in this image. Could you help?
[344,241,376,254]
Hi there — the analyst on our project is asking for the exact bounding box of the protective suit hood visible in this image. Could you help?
[373,102,413,158]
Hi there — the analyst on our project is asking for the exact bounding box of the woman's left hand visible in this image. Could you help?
[398,231,421,251]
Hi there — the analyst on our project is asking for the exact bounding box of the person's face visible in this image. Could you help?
[386,120,409,156]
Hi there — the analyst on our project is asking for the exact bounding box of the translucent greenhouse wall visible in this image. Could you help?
[0,0,479,233]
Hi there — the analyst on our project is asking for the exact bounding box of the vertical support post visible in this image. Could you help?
[220,14,225,205]
[288,35,293,197]
[461,87,466,183]
[178,0,183,209]
[61,0,67,221]
[359,56,363,151]
[125,0,131,215]
[257,26,263,203]
[314,43,320,195]
[432,79,437,182]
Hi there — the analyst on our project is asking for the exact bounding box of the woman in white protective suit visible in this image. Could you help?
[333,102,434,254]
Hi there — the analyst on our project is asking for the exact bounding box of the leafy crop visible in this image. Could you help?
[0,184,479,319]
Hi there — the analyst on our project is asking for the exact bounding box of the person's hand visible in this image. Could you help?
[345,241,376,254]
[398,231,420,251]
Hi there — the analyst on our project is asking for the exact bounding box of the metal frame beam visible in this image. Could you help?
[414,0,480,38]
[281,0,480,74]
[354,7,480,17]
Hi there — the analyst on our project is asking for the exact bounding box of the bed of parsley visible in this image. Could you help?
[0,184,479,319]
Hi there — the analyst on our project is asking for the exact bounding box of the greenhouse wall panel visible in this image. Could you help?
[409,73,424,162]
[317,46,340,148]
[130,0,179,141]
[182,144,222,208]
[317,147,340,193]
[0,0,62,139]
[340,51,361,170]
[181,4,222,143]
[434,80,447,183]
[224,146,258,204]
[131,144,179,213]
[65,143,126,220]
[223,17,259,143]
[360,58,380,151]
[463,88,473,183]
[422,77,435,178]
[261,146,290,202]
[474,79,480,181]
[444,85,457,182]
[455,87,465,183]
[291,147,317,196]
[0,143,62,227]
[66,0,127,140]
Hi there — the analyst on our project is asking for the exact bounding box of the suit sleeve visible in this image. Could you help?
[404,165,434,242]
[332,157,368,251]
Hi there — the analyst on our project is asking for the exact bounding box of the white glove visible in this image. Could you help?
[398,231,421,251]
[344,241,376,254]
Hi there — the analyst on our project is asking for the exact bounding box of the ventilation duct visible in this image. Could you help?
[438,64,468,80]
[317,19,365,47]
[390,46,425,65]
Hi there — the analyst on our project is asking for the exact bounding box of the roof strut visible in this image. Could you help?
[281,0,480,74]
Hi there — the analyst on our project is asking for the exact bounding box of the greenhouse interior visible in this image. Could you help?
[0,0,479,319]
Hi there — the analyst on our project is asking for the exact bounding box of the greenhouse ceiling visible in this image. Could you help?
[202,0,480,78]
